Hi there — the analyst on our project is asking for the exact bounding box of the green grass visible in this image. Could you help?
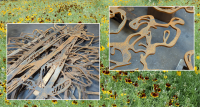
[0,0,200,106]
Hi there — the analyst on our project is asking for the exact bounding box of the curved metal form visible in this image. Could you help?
[110,7,127,34]
[153,6,194,14]
[184,50,194,70]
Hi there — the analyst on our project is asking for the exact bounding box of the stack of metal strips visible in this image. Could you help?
[7,24,99,99]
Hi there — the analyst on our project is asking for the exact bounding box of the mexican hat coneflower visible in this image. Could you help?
[125,78,132,84]
[103,70,110,75]
[72,100,78,105]
[168,101,173,106]
[112,76,118,82]
[166,83,171,88]
[173,95,178,100]
[175,103,180,106]
[138,91,146,99]
[152,78,157,82]
[52,100,57,104]
[157,88,161,92]
[32,105,38,107]
[151,92,159,98]
[126,99,130,103]
[108,90,112,94]
[123,72,128,76]
[145,76,149,80]
[102,104,106,107]
[0,81,2,86]
[133,81,139,87]
[141,93,146,98]
[112,104,117,107]
[138,74,143,80]
[24,105,28,107]
[0,92,3,97]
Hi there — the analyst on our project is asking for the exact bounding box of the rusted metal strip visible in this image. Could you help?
[184,50,194,70]
[153,6,194,14]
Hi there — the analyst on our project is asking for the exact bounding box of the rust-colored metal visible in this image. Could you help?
[148,6,193,23]
[153,6,194,14]
[184,50,194,70]
[110,15,184,70]
[147,7,175,23]
[7,24,99,99]
[110,7,127,34]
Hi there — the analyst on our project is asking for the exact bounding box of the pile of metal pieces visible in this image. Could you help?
[109,6,194,70]
[7,24,99,99]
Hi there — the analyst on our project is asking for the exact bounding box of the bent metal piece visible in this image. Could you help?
[110,15,184,70]
[184,50,194,70]
[153,6,194,14]
[110,7,127,34]
[7,24,99,99]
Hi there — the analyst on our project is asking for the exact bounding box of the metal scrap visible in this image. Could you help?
[110,7,127,34]
[153,6,194,14]
[184,50,194,70]
[7,24,99,99]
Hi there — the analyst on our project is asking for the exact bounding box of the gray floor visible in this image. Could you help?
[7,24,99,99]
[110,7,194,70]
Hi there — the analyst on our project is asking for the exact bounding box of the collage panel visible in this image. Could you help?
[0,0,200,107]
[109,6,194,71]
[6,23,100,100]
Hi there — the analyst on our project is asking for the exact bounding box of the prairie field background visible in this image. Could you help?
[0,0,200,107]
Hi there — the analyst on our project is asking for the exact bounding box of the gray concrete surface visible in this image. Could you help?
[110,7,194,70]
[7,24,99,99]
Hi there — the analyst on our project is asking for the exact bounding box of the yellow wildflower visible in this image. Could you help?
[121,93,126,96]
[197,13,200,16]
[49,8,54,13]
[25,16,31,21]
[68,12,72,16]
[195,66,198,74]
[163,70,168,73]
[164,75,167,79]
[176,71,181,76]
[107,42,109,47]
[100,46,105,51]
[196,56,200,60]
[105,98,110,100]
[104,31,108,34]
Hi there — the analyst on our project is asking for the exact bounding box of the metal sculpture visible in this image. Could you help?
[7,24,99,99]
[110,15,185,70]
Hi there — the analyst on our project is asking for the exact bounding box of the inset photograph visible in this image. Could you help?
[109,6,194,70]
[7,23,100,99]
